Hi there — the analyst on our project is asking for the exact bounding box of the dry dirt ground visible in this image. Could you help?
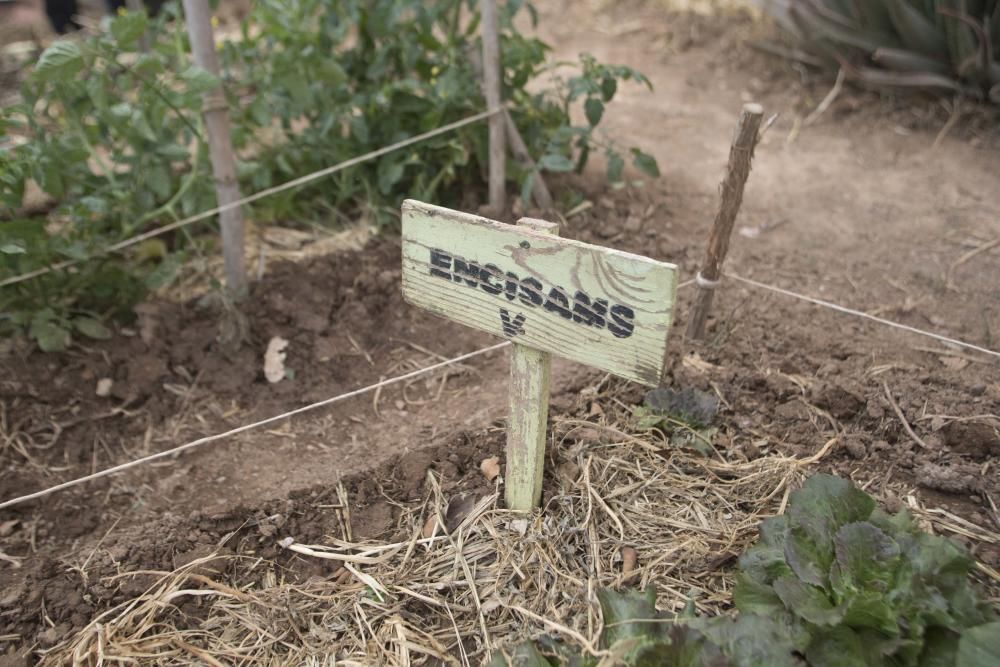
[2,0,999,661]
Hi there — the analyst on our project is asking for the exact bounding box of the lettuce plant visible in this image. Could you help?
[491,474,999,667]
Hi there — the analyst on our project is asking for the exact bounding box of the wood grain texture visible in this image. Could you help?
[479,0,506,214]
[686,103,763,340]
[505,218,556,512]
[401,200,679,386]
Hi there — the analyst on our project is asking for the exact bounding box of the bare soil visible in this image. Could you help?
[2,0,999,660]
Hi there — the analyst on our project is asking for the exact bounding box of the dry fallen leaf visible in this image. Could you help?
[264,336,289,383]
[508,519,529,536]
[682,352,722,374]
[445,493,477,532]
[480,596,503,614]
[0,519,20,537]
[622,546,638,583]
[422,515,439,539]
[95,378,113,397]
[480,457,501,481]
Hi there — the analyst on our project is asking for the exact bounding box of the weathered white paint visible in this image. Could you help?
[401,200,678,386]
[505,217,557,512]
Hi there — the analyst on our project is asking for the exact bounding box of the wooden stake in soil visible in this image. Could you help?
[479,0,506,215]
[685,103,764,341]
[467,43,552,211]
[181,0,247,298]
[505,110,554,211]
[506,217,558,510]
[400,200,680,511]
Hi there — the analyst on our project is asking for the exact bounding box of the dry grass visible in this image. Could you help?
[36,399,1000,665]
[38,410,831,665]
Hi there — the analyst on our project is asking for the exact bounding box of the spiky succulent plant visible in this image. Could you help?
[755,1,1000,103]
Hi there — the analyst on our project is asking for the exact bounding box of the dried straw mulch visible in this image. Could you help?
[40,417,997,665]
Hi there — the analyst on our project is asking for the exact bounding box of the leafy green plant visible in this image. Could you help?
[735,474,998,665]
[492,474,999,666]
[754,0,1000,103]
[1,0,660,350]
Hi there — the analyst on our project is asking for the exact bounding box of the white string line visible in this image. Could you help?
[0,107,503,289]
[0,341,512,510]
[0,260,692,510]
[5,269,994,511]
[726,272,1000,360]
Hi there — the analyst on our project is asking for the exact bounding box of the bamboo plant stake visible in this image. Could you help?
[685,103,764,340]
[181,0,247,298]
[505,109,554,211]
[506,217,558,511]
[466,43,553,211]
[479,0,506,215]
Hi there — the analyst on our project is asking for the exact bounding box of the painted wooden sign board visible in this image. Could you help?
[401,200,679,386]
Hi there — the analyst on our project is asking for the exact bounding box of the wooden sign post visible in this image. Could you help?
[401,200,679,511]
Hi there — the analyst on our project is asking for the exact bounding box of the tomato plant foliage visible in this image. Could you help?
[0,0,658,350]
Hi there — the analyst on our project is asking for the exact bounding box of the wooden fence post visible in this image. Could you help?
[180,0,247,298]
[685,103,763,341]
[505,217,558,511]
[479,0,506,216]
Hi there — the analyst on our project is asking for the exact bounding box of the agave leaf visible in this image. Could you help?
[873,46,954,73]
[845,61,970,93]
[939,5,984,79]
[853,0,897,35]
[791,1,897,53]
[885,0,950,57]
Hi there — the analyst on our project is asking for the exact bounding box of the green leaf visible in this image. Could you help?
[143,252,183,290]
[601,76,617,101]
[584,97,604,126]
[350,114,370,143]
[148,163,173,201]
[920,627,961,667]
[632,625,730,667]
[30,318,70,352]
[540,153,574,172]
[957,622,1000,667]
[132,53,164,76]
[110,102,133,118]
[73,317,112,340]
[284,72,310,107]
[486,641,556,667]
[598,587,666,651]
[180,66,219,94]
[156,144,190,161]
[111,10,149,48]
[34,41,84,82]
[785,475,876,584]
[805,626,873,667]
[694,614,803,667]
[773,576,844,626]
[0,242,26,254]
[631,149,660,178]
[377,159,405,195]
[733,574,785,616]
[833,522,900,589]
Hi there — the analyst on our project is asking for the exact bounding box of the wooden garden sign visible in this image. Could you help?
[401,200,679,511]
